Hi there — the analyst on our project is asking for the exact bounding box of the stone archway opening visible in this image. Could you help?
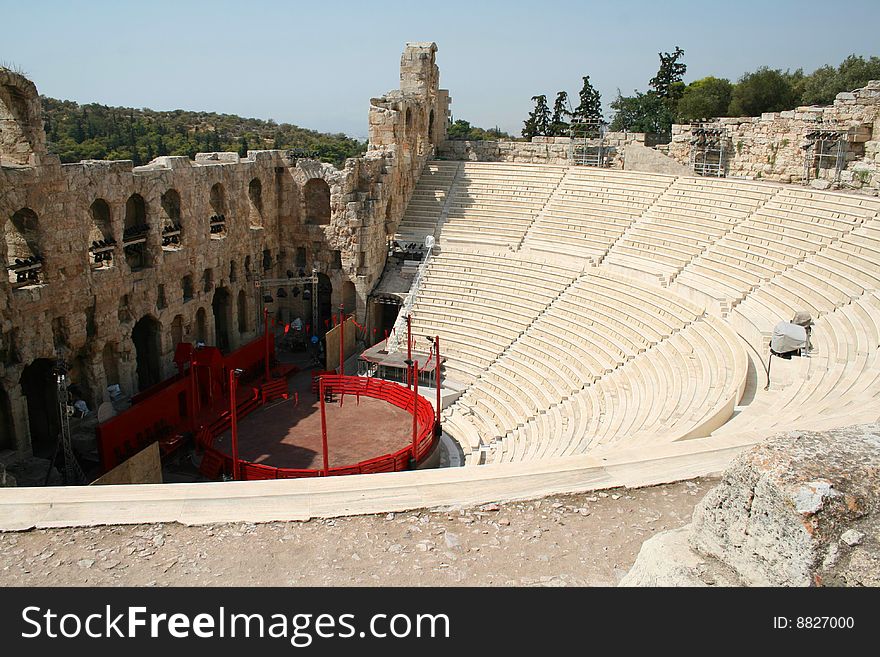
[88,199,114,269]
[132,315,162,392]
[212,287,232,353]
[124,194,150,270]
[5,207,41,285]
[248,178,263,228]
[195,307,208,344]
[304,179,331,225]
[19,358,60,457]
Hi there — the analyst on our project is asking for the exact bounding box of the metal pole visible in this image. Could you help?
[339,304,345,374]
[412,360,419,461]
[319,377,329,476]
[312,269,319,338]
[263,306,270,381]
[435,335,441,434]
[229,368,240,481]
[406,314,412,388]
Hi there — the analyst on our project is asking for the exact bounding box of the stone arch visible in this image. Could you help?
[123,193,150,270]
[160,188,182,249]
[209,182,227,237]
[237,290,249,335]
[0,70,46,165]
[248,178,263,228]
[342,280,357,314]
[88,199,114,268]
[195,307,208,344]
[132,315,162,392]
[4,207,41,284]
[170,315,184,347]
[212,287,232,352]
[19,358,59,457]
[210,182,227,216]
[405,107,413,134]
[304,178,331,225]
[0,385,13,450]
[244,255,252,281]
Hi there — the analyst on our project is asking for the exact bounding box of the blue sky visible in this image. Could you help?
[1,0,878,139]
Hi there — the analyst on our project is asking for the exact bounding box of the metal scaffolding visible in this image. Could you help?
[569,119,606,167]
[689,124,727,177]
[803,127,846,184]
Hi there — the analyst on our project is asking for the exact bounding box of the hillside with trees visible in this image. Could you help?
[40,97,367,166]
[446,119,512,141]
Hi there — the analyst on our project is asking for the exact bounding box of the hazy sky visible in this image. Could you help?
[2,0,878,139]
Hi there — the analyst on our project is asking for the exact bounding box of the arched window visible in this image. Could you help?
[88,199,115,268]
[123,194,150,270]
[160,189,182,250]
[304,178,331,225]
[209,182,227,237]
[195,307,208,344]
[428,109,435,143]
[248,178,263,228]
[405,108,413,134]
[132,316,162,391]
[5,207,42,285]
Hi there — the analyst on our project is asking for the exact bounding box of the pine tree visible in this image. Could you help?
[238,136,249,157]
[572,76,603,125]
[522,95,551,139]
[550,91,571,136]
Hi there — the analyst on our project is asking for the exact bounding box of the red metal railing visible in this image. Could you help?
[198,374,437,480]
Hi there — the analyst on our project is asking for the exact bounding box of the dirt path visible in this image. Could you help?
[0,478,714,587]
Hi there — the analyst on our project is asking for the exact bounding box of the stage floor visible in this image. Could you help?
[213,355,414,470]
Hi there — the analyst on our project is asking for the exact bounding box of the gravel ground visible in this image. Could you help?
[0,478,715,587]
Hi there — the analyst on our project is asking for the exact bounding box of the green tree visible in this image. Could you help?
[728,67,799,116]
[609,90,673,134]
[649,46,687,101]
[522,94,551,139]
[572,76,603,125]
[676,76,733,122]
[238,136,249,157]
[550,91,571,136]
[800,55,880,105]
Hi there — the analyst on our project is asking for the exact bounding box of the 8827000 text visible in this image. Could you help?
[773,617,855,629]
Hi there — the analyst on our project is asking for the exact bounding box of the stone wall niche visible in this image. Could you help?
[304,178,331,225]
[4,208,41,285]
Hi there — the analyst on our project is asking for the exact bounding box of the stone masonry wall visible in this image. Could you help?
[666,81,880,192]
[0,42,449,456]
[437,133,649,168]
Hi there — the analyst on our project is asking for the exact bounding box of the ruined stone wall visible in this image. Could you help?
[437,133,648,168]
[0,42,448,456]
[666,81,880,192]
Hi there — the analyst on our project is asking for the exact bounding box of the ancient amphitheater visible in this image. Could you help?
[1,43,879,532]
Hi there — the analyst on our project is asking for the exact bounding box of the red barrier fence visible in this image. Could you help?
[198,374,437,480]
[96,333,278,472]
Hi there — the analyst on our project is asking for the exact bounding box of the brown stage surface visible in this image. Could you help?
[214,356,413,470]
